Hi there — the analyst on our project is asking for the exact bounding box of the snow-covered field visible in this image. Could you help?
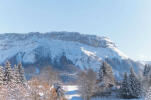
[64,85,81,100]
[64,85,144,100]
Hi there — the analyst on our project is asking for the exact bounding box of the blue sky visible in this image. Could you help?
[0,0,151,61]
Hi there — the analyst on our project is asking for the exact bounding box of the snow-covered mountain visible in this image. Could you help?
[140,61,151,65]
[0,32,143,79]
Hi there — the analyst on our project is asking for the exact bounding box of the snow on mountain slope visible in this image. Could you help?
[140,61,151,65]
[0,32,143,78]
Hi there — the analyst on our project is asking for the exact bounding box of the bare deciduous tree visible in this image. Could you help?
[78,69,97,100]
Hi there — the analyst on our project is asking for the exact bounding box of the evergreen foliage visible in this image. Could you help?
[17,63,26,83]
[0,61,26,85]
[129,67,142,98]
[13,65,21,84]
[0,66,4,85]
[143,64,151,76]
[120,67,142,99]
[145,87,151,100]
[3,61,14,84]
[120,72,131,98]
[99,61,115,87]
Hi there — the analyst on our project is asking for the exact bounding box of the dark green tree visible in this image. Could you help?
[120,72,131,98]
[129,67,142,98]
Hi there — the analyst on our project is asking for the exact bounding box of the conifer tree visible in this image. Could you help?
[0,66,4,85]
[98,61,115,87]
[120,72,131,98]
[3,61,14,84]
[145,87,151,100]
[17,63,26,83]
[99,63,104,81]
[143,64,151,76]
[129,67,142,98]
[13,65,21,84]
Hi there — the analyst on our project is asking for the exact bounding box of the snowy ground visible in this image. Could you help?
[64,85,144,100]
[64,85,82,100]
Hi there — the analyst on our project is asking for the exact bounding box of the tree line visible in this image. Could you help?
[0,61,67,100]
[0,61,26,85]
[78,61,150,100]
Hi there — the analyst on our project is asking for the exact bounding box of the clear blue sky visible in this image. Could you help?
[0,0,151,61]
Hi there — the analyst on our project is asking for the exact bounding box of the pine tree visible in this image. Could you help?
[13,65,21,84]
[3,61,14,84]
[145,87,151,100]
[143,64,151,76]
[129,67,142,98]
[120,72,131,98]
[99,62,104,81]
[98,61,115,87]
[17,63,26,83]
[0,66,4,85]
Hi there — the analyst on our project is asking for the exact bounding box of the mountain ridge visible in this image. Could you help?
[0,32,143,79]
[0,32,116,48]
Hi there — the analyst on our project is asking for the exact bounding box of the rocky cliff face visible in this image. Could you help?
[0,32,143,79]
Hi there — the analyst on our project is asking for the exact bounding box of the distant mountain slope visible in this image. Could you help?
[0,32,143,79]
[140,61,151,65]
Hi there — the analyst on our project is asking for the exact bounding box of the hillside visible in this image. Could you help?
[0,32,143,79]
